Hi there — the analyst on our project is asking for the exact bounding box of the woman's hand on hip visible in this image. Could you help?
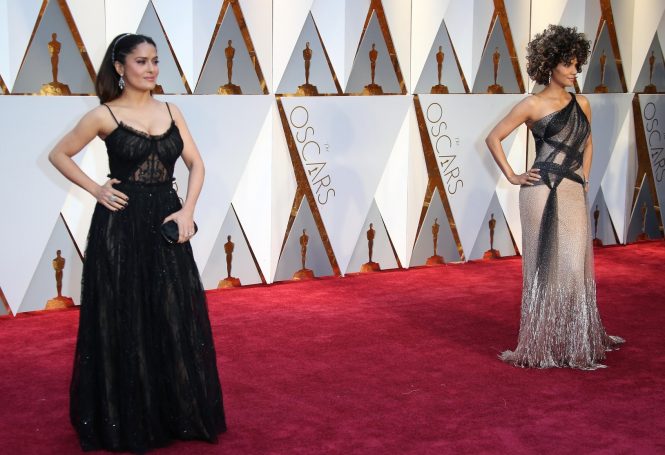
[508,168,540,186]
[95,178,128,211]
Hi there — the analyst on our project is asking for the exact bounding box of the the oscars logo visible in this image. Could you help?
[297,42,319,96]
[482,213,501,259]
[486,47,504,94]
[362,43,383,95]
[45,250,74,309]
[40,33,71,96]
[426,218,444,265]
[218,235,242,288]
[594,49,609,93]
[431,46,449,94]
[592,205,603,247]
[218,40,242,94]
[293,229,315,279]
[360,223,381,272]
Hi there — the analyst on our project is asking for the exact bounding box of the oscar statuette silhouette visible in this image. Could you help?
[293,229,315,279]
[636,202,650,241]
[483,213,501,259]
[426,218,444,265]
[644,50,658,94]
[218,236,242,288]
[218,40,243,94]
[593,205,604,247]
[40,33,71,95]
[362,43,383,95]
[431,45,449,94]
[487,47,504,94]
[296,42,319,96]
[594,49,609,93]
[45,250,75,309]
[360,223,381,272]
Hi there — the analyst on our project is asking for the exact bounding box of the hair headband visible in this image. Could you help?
[111,33,133,63]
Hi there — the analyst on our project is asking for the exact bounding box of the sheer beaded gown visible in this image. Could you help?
[500,93,624,369]
[70,103,226,451]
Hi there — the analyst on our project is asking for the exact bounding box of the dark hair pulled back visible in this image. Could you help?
[95,33,157,103]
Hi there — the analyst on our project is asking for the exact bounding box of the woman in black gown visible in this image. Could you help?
[49,33,226,451]
[485,25,623,369]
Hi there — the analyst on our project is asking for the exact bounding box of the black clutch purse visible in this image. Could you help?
[160,220,198,244]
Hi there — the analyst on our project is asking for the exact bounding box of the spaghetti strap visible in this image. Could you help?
[165,102,173,121]
[103,104,119,125]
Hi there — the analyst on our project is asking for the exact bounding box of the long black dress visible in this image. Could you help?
[70,103,226,451]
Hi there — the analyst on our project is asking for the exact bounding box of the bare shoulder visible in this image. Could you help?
[575,94,590,108]
[575,94,592,119]
[512,95,542,121]
[163,101,185,121]
[78,104,116,132]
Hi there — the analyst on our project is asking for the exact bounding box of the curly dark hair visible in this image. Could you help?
[526,25,590,85]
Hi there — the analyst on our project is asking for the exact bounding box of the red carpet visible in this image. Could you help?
[1,242,664,454]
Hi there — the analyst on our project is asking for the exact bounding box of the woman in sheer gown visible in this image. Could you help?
[485,25,623,369]
[48,33,226,451]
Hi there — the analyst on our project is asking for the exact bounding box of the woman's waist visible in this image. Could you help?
[110,177,176,193]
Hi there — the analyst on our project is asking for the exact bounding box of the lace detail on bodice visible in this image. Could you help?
[130,151,170,183]
[102,104,183,184]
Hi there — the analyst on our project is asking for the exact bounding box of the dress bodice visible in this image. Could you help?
[103,104,184,184]
[530,93,590,176]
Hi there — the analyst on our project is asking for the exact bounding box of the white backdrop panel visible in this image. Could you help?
[419,94,526,257]
[167,95,273,271]
[0,96,97,313]
[639,94,665,229]
[281,96,411,274]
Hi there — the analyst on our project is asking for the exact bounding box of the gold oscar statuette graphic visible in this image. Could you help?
[39,33,71,96]
[360,223,381,273]
[218,40,242,95]
[483,213,501,259]
[362,43,383,95]
[644,51,658,94]
[637,202,649,241]
[296,42,319,96]
[593,205,604,247]
[594,49,609,93]
[218,235,242,288]
[45,250,75,309]
[426,218,444,265]
[430,46,449,94]
[293,229,315,280]
[486,47,504,94]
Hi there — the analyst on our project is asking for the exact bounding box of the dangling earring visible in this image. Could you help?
[118,75,125,90]
[548,71,552,85]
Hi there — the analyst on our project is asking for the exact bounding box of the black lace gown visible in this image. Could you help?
[70,103,226,452]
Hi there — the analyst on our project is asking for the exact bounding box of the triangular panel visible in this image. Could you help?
[195,2,265,95]
[346,200,399,274]
[634,34,665,93]
[0,287,11,316]
[472,17,521,94]
[625,175,661,243]
[582,22,624,93]
[414,18,467,94]
[18,215,82,314]
[136,1,190,94]
[345,11,402,94]
[468,193,516,260]
[12,0,95,94]
[201,204,262,289]
[274,198,334,282]
[276,12,339,95]
[410,188,460,267]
